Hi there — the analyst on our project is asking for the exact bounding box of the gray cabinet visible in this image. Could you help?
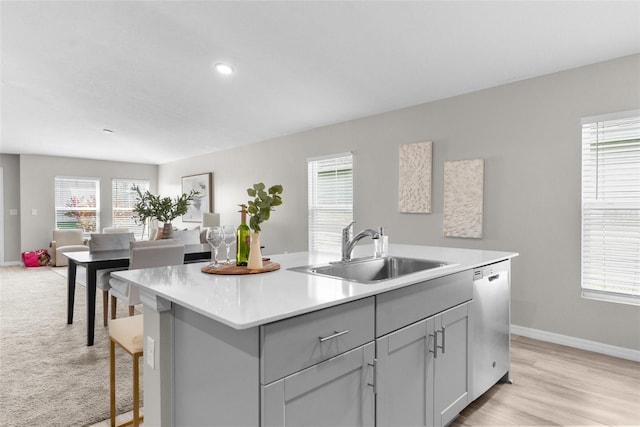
[261,297,375,384]
[434,303,470,426]
[376,302,470,427]
[262,342,375,427]
[376,315,434,427]
[260,297,376,427]
[376,270,473,338]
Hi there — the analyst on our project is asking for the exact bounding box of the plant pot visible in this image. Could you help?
[247,232,263,269]
[158,222,173,239]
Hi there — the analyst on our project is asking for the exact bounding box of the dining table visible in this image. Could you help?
[64,243,211,346]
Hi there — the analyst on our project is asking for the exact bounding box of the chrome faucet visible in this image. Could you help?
[341,221,380,261]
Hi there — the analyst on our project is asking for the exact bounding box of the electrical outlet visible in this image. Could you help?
[31,209,37,215]
[146,336,155,369]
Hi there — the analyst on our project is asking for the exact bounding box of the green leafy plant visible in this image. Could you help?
[246,183,283,232]
[132,185,199,224]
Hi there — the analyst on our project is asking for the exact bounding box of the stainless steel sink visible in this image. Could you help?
[289,256,452,284]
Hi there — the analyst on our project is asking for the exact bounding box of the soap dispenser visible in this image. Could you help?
[374,226,388,258]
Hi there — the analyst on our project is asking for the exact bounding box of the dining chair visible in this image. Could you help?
[108,240,185,320]
[89,232,135,327]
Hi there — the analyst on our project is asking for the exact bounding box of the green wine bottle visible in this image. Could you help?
[236,204,250,266]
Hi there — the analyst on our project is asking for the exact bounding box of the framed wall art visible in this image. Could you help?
[182,172,212,222]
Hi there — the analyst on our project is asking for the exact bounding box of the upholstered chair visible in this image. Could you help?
[89,232,135,327]
[109,240,185,319]
[50,229,89,267]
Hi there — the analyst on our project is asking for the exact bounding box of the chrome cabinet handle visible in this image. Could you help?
[367,359,377,394]
[429,332,438,358]
[437,327,446,354]
[319,329,349,342]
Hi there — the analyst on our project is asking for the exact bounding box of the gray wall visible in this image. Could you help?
[19,155,158,254]
[159,54,640,351]
[0,154,21,263]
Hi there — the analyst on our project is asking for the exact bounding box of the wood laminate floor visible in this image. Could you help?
[90,335,639,427]
[452,335,640,426]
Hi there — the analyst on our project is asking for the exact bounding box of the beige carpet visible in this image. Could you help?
[50,265,87,286]
[0,265,142,427]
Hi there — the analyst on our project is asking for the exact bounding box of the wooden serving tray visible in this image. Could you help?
[201,260,280,275]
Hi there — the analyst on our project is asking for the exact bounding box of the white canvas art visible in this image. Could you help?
[398,141,432,213]
[443,159,484,238]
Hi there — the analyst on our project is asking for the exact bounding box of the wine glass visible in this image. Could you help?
[206,226,224,267]
[222,225,236,264]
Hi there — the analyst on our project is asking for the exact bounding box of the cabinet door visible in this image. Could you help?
[376,316,435,427]
[434,303,470,427]
[262,342,375,427]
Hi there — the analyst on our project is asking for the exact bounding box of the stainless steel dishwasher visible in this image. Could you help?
[471,260,511,401]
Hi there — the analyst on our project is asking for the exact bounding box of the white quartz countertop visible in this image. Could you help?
[112,244,517,330]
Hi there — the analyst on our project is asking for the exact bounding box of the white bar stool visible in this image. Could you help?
[109,314,144,427]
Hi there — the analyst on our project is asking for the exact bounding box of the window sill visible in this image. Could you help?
[581,289,640,306]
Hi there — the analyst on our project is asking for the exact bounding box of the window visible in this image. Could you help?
[112,179,150,240]
[55,176,100,233]
[308,153,353,252]
[581,111,640,305]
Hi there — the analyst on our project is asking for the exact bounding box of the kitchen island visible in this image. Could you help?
[113,244,517,426]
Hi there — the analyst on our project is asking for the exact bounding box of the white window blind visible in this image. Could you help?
[54,176,100,233]
[308,153,353,252]
[581,111,640,305]
[112,179,150,239]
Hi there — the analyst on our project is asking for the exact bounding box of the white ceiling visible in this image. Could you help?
[2,1,639,165]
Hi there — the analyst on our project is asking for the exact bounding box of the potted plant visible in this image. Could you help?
[245,182,283,269]
[132,185,199,239]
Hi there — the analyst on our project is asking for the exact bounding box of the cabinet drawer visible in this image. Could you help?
[376,270,472,338]
[261,297,374,384]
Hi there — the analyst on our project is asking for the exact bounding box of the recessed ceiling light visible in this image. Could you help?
[214,63,235,75]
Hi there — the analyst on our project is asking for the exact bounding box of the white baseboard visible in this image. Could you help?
[0,261,23,266]
[511,324,640,362]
